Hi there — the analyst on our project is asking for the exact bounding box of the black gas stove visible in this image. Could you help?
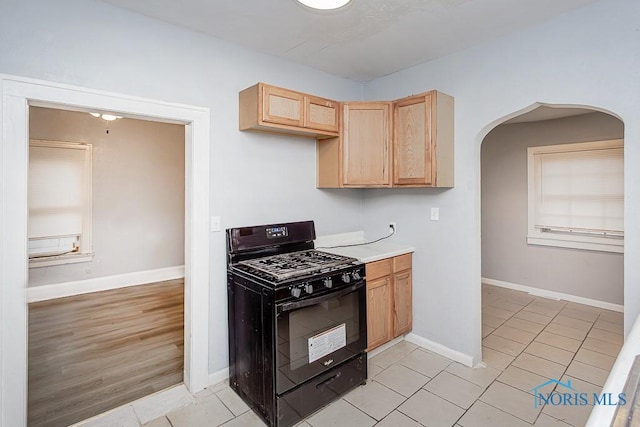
[227,221,367,427]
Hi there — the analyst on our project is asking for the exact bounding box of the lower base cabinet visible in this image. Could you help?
[365,253,413,351]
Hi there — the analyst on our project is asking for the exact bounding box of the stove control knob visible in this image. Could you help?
[351,271,361,281]
[341,273,351,284]
[304,283,314,294]
[323,277,333,289]
[290,287,302,298]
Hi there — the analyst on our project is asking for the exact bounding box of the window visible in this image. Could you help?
[527,139,623,253]
[28,140,93,267]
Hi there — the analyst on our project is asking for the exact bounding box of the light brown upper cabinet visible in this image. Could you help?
[317,90,454,188]
[239,83,339,139]
[393,91,454,187]
[317,102,393,188]
[342,102,393,187]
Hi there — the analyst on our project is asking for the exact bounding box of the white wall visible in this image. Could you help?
[362,0,640,361]
[482,112,624,304]
[28,107,186,287]
[0,0,364,374]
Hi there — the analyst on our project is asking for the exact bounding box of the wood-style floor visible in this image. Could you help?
[28,279,184,427]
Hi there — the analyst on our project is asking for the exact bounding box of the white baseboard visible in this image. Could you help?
[26,265,185,302]
[482,277,624,313]
[367,336,405,359]
[208,367,230,388]
[405,333,476,367]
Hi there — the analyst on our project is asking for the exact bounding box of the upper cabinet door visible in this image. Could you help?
[393,91,454,188]
[304,96,339,133]
[394,93,433,186]
[342,102,392,187]
[262,85,304,127]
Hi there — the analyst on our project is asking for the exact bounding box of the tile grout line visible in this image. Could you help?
[482,292,574,425]
[481,287,623,426]
[336,396,378,425]
[479,292,540,424]
[366,346,445,426]
[213,389,251,422]
[369,345,485,426]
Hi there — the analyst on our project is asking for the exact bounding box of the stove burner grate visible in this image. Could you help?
[237,250,356,281]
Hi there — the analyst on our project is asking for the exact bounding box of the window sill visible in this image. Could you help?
[527,235,623,254]
[29,253,94,268]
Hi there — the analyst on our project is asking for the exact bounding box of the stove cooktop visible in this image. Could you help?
[235,249,358,282]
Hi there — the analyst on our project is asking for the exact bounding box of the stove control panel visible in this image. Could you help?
[266,226,288,239]
[290,282,315,298]
[282,265,365,300]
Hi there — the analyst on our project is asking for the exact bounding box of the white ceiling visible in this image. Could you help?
[100,0,600,82]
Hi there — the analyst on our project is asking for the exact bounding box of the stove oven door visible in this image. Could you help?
[275,280,367,395]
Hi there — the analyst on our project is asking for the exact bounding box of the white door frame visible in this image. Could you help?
[0,74,211,426]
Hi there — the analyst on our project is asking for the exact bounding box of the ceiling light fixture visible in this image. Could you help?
[89,112,122,121]
[296,0,352,10]
[100,114,121,121]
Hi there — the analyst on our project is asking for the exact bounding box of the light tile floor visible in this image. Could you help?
[78,284,624,427]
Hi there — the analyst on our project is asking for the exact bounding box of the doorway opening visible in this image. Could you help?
[27,106,187,426]
[0,75,210,427]
[478,104,625,417]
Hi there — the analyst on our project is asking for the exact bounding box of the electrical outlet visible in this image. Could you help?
[389,221,397,233]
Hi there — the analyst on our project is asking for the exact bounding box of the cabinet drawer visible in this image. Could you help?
[393,253,412,272]
[366,258,392,281]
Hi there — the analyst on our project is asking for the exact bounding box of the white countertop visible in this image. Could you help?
[315,231,414,263]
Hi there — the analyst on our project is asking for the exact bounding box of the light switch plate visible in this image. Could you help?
[430,207,440,221]
[211,216,221,232]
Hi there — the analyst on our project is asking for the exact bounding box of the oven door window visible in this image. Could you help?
[275,283,366,395]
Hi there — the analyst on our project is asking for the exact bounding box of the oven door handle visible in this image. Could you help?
[277,280,365,314]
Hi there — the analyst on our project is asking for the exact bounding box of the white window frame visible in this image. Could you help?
[527,139,624,253]
[28,139,93,267]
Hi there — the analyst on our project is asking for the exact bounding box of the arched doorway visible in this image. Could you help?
[478,104,625,425]
[481,105,624,307]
